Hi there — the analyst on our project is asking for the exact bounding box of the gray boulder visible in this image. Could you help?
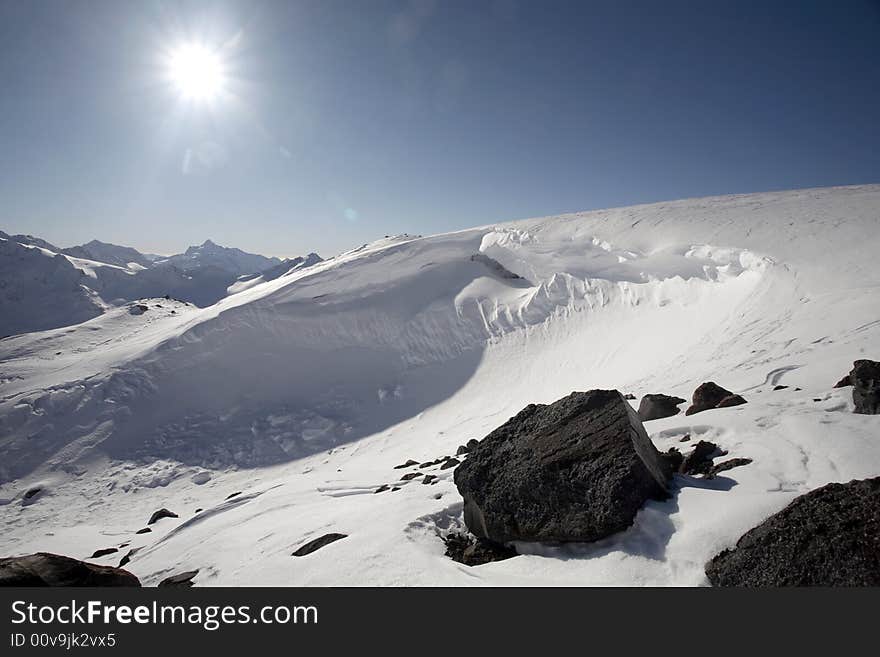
[638,394,686,421]
[0,553,140,586]
[453,390,672,544]
[706,477,880,586]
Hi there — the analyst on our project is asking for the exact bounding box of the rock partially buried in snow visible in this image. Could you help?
[453,390,672,544]
[685,382,745,415]
[0,553,141,587]
[706,478,880,586]
[148,508,178,525]
[848,359,880,414]
[291,533,348,557]
[679,440,724,475]
[89,547,119,559]
[158,570,199,588]
[637,393,686,421]
[444,531,517,566]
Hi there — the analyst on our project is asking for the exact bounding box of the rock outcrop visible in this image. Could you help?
[0,553,141,586]
[453,390,671,544]
[706,478,880,586]
[637,394,686,421]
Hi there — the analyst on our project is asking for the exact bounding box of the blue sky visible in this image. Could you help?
[1,0,878,257]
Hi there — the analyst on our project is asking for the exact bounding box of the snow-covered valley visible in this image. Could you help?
[1,184,878,585]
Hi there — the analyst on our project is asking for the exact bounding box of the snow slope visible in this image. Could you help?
[1,184,879,586]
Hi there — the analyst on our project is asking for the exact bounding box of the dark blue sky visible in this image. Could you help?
[1,0,878,256]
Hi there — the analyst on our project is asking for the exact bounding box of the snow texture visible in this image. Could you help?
[1,184,879,586]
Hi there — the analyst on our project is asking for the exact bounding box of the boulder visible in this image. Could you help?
[393,459,419,469]
[291,533,347,557]
[440,458,460,470]
[833,374,852,388]
[637,393,686,421]
[135,527,152,535]
[849,359,880,414]
[706,477,880,586]
[453,390,671,544]
[0,553,141,587]
[662,447,684,473]
[685,382,744,415]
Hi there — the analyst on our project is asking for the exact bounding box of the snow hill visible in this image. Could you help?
[0,184,878,586]
[0,234,317,336]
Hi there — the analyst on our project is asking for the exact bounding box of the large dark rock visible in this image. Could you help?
[685,382,743,415]
[638,394,686,421]
[716,394,748,409]
[849,359,880,414]
[0,553,141,587]
[706,478,880,586]
[453,390,671,544]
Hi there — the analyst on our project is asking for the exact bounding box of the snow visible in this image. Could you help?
[1,184,879,586]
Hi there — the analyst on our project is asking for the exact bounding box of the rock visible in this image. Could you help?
[849,359,880,414]
[158,570,199,588]
[440,458,460,470]
[624,393,636,400]
[89,547,118,559]
[128,304,149,315]
[466,439,479,451]
[0,553,141,587]
[685,382,735,416]
[135,528,152,535]
[679,441,723,475]
[716,394,748,408]
[772,385,789,391]
[679,434,691,442]
[391,486,401,491]
[393,459,419,469]
[148,508,178,525]
[833,374,852,388]
[118,548,140,568]
[225,491,242,500]
[23,487,42,500]
[374,484,390,494]
[456,445,469,456]
[453,390,671,544]
[443,531,517,567]
[637,393,686,421]
[422,474,437,485]
[400,472,422,481]
[706,458,753,478]
[662,447,684,473]
[291,533,348,557]
[706,477,880,586]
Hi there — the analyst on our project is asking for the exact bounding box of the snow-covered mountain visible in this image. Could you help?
[0,233,318,335]
[63,239,153,269]
[155,239,282,276]
[0,185,878,586]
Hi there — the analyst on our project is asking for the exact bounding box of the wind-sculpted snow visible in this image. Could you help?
[1,185,879,586]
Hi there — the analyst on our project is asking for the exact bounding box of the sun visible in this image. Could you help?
[166,44,226,101]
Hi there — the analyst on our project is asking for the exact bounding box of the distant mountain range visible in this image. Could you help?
[0,230,322,336]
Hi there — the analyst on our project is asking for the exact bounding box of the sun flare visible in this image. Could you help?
[166,44,226,101]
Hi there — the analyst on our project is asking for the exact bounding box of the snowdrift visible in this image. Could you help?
[1,184,879,586]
